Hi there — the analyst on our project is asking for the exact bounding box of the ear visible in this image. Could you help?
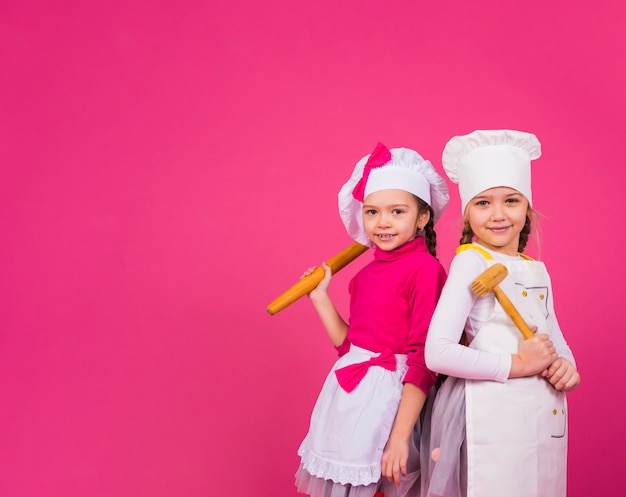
[417,208,431,230]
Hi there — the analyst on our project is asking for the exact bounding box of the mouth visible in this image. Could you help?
[488,226,512,234]
[376,233,396,241]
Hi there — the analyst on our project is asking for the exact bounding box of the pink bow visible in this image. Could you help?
[352,142,392,201]
[335,348,397,393]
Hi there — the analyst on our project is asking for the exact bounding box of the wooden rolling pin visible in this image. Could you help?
[266,242,369,315]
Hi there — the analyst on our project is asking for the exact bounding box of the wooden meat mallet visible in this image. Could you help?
[266,242,369,315]
[471,263,534,339]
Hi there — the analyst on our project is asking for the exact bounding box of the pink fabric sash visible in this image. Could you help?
[335,347,397,393]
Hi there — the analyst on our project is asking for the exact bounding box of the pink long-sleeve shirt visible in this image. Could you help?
[337,236,446,394]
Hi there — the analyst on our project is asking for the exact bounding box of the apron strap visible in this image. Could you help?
[456,243,535,261]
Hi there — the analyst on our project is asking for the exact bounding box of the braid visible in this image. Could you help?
[423,207,437,258]
[518,213,532,253]
[460,220,474,245]
[414,197,438,258]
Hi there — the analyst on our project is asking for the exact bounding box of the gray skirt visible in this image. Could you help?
[420,378,467,497]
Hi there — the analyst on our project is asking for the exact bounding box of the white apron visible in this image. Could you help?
[465,257,567,497]
[298,344,409,486]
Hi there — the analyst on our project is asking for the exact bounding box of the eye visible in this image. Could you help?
[505,197,520,204]
[475,200,489,207]
[364,209,377,216]
[392,208,405,215]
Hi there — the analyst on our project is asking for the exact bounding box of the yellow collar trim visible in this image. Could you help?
[456,243,534,261]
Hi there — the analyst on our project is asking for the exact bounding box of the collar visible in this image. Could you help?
[374,236,427,262]
[457,242,534,261]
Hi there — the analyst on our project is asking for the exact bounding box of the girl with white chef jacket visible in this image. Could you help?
[423,129,580,497]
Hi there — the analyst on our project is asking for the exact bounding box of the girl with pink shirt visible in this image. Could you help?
[295,143,449,497]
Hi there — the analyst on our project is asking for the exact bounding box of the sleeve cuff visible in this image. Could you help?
[403,366,437,395]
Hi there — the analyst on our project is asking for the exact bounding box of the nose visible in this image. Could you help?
[377,213,391,227]
[491,202,506,220]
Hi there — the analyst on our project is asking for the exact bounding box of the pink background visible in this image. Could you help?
[1,1,623,496]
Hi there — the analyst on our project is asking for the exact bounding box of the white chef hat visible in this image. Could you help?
[442,129,541,213]
[338,143,449,247]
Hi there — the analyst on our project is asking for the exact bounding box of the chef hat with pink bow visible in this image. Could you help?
[338,143,449,247]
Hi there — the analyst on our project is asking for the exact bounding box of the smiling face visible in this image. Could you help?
[464,186,530,256]
[362,189,430,251]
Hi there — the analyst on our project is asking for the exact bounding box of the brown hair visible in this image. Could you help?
[415,196,438,258]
